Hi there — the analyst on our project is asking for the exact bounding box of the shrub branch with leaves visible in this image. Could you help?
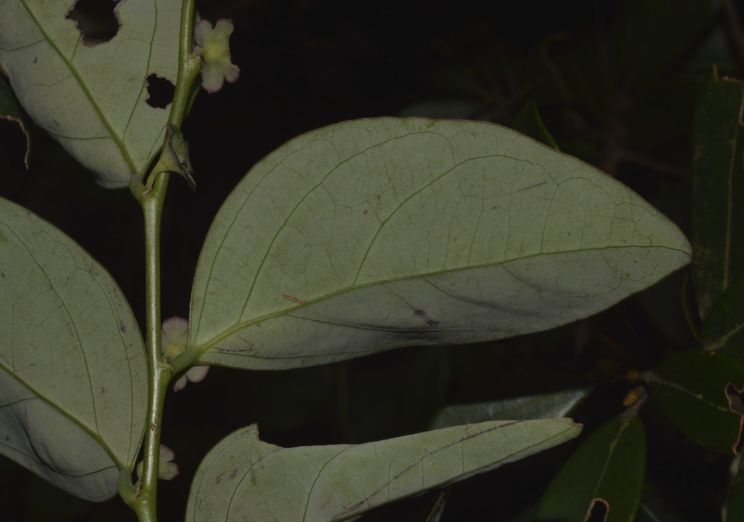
[0,1,742,521]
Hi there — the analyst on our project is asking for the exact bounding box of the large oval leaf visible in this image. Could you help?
[0,0,180,187]
[0,197,147,501]
[189,118,691,370]
[186,419,580,522]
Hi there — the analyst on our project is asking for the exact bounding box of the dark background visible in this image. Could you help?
[0,0,738,520]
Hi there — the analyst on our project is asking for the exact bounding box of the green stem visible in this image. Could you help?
[130,0,201,200]
[132,175,171,522]
[170,0,201,128]
[126,1,201,521]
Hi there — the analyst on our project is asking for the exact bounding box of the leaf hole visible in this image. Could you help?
[145,74,175,109]
[726,383,744,415]
[585,498,609,522]
[66,0,121,47]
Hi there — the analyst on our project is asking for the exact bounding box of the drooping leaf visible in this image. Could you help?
[511,100,559,150]
[701,271,744,365]
[429,388,591,430]
[615,0,720,89]
[535,413,646,522]
[188,118,691,370]
[647,350,744,454]
[692,75,744,318]
[0,75,31,168]
[186,419,581,522]
[0,197,147,501]
[0,0,182,188]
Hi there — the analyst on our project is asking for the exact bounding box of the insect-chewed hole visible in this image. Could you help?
[66,0,121,47]
[727,383,744,415]
[145,74,176,109]
[586,498,609,522]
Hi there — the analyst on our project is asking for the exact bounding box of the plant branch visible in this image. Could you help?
[126,2,201,520]
[130,0,201,201]
[132,178,171,522]
[169,0,202,129]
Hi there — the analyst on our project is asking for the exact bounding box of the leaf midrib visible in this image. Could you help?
[590,417,632,508]
[18,0,137,175]
[192,243,689,355]
[0,364,125,469]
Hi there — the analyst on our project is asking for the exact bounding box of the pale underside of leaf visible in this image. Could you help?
[0,197,147,501]
[429,388,591,430]
[0,0,181,187]
[186,419,581,522]
[189,118,691,370]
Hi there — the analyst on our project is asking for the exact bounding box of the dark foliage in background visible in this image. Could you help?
[0,0,739,520]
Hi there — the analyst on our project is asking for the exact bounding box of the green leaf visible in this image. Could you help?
[0,75,31,168]
[701,271,744,365]
[189,118,691,370]
[186,419,581,522]
[535,414,646,522]
[0,197,147,501]
[692,76,744,319]
[511,100,559,150]
[647,350,744,454]
[0,0,181,188]
[429,388,591,430]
